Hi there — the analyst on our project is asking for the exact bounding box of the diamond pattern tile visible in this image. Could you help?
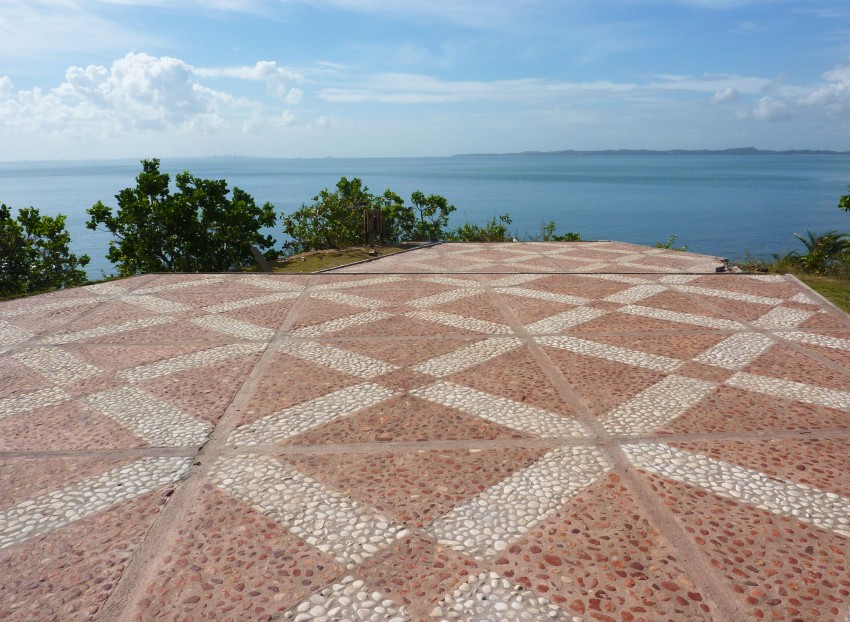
[2,244,849,622]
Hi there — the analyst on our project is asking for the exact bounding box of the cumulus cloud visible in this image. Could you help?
[740,59,850,121]
[194,60,303,101]
[0,52,302,140]
[712,86,739,103]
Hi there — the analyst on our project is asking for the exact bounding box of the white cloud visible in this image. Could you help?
[712,86,739,103]
[0,52,304,142]
[751,96,792,121]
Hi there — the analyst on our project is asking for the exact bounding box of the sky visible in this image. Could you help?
[1,0,849,160]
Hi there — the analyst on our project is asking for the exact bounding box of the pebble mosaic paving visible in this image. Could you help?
[1,242,849,621]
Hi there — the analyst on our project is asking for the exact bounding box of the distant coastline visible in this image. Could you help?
[454,147,850,157]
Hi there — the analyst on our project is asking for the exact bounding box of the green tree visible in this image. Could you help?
[87,159,277,275]
[1,203,90,298]
[839,183,850,212]
[282,177,455,252]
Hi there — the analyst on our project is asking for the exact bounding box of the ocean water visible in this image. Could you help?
[1,154,849,279]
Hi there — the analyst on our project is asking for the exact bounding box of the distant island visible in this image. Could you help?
[454,147,850,157]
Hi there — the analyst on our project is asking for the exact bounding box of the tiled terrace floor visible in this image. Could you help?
[1,242,849,622]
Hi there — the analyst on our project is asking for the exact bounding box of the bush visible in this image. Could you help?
[282,177,456,253]
[449,213,514,242]
[0,203,90,298]
[87,159,277,275]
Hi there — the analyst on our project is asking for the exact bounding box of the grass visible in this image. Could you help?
[266,245,413,273]
[796,275,850,314]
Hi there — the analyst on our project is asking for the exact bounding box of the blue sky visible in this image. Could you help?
[1,0,849,160]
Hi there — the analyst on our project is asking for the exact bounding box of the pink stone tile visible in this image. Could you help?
[283,447,547,528]
[675,361,736,384]
[586,332,726,359]
[640,472,850,622]
[638,290,735,319]
[670,437,850,498]
[0,455,135,507]
[542,347,667,417]
[153,284,277,308]
[335,337,482,368]
[428,292,509,325]
[683,294,774,322]
[489,472,714,620]
[52,301,161,334]
[662,386,850,434]
[799,312,850,331]
[524,275,634,299]
[745,344,850,391]
[790,340,850,377]
[239,353,360,425]
[568,311,706,334]
[139,354,259,425]
[93,319,234,345]
[0,401,145,452]
[0,490,173,622]
[285,394,532,446]
[333,313,482,338]
[448,346,573,415]
[218,301,294,330]
[133,486,345,621]
[290,299,366,330]
[499,295,579,325]
[72,344,209,373]
[2,303,102,336]
[689,275,801,299]
[353,533,483,620]
[0,357,41,399]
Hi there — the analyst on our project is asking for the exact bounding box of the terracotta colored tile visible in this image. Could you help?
[662,385,850,434]
[527,275,634,299]
[587,332,726,359]
[283,447,548,528]
[428,292,509,325]
[799,312,850,331]
[675,360,736,384]
[745,344,850,391]
[0,399,145,451]
[53,301,161,334]
[670,437,850,499]
[239,353,359,425]
[489,472,714,620]
[637,290,735,319]
[341,281,455,303]
[372,367,435,392]
[568,311,702,334]
[689,275,801,299]
[0,455,135,507]
[641,472,850,622]
[134,486,345,621]
[335,337,482,368]
[333,314,481,338]
[289,299,364,330]
[71,344,208,372]
[153,284,276,307]
[352,533,483,620]
[139,354,258,425]
[448,346,572,415]
[499,296,579,325]
[542,347,667,416]
[218,300,295,330]
[0,357,41,399]
[685,294,774,322]
[91,319,233,345]
[790,341,850,376]
[3,303,101,336]
[284,394,532,445]
[0,490,173,622]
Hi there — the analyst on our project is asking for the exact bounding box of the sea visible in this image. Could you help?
[1,154,849,280]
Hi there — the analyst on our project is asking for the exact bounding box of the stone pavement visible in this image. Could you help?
[1,241,849,622]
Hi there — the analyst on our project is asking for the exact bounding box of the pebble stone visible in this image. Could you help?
[431,572,580,622]
[283,576,408,622]
[211,455,407,568]
[277,341,398,379]
[428,446,611,560]
[413,337,522,377]
[623,442,850,537]
[119,342,265,382]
